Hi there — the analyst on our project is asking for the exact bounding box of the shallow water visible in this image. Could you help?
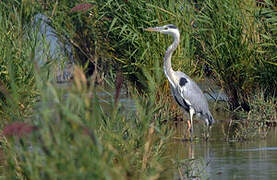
[167,122,277,180]
[94,85,277,179]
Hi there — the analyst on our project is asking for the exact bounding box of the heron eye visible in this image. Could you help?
[165,27,169,30]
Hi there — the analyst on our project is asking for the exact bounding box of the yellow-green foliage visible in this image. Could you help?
[193,0,277,110]
[2,67,173,179]
[0,3,38,120]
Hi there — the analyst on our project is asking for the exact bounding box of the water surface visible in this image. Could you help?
[167,112,277,180]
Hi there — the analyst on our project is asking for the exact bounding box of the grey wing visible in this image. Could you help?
[174,71,210,114]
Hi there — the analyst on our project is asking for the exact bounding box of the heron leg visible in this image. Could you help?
[205,125,212,141]
[186,119,191,140]
[189,108,195,142]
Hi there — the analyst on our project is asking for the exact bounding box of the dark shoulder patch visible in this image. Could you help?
[179,77,187,87]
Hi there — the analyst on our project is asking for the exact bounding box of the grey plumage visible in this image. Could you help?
[172,71,214,126]
[145,24,214,139]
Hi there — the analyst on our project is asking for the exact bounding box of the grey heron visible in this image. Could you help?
[145,24,214,140]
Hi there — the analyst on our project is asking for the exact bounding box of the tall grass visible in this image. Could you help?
[46,0,199,89]
[193,0,277,110]
[49,0,276,110]
[1,65,176,179]
[3,0,273,111]
[0,2,176,174]
[0,2,38,121]
[0,2,196,178]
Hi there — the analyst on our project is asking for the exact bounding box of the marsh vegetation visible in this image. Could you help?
[0,0,276,179]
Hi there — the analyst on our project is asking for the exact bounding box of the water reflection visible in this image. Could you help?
[206,134,277,180]
[169,125,277,179]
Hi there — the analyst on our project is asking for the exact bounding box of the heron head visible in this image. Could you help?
[145,24,179,36]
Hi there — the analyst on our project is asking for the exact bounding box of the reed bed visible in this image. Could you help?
[0,0,276,179]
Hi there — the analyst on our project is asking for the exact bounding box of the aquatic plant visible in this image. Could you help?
[223,90,276,141]
[193,0,277,110]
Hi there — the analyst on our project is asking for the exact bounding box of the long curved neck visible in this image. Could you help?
[164,32,180,87]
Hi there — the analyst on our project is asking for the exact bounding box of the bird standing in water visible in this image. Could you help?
[145,24,214,141]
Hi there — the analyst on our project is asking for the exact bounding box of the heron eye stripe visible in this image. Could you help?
[179,77,187,86]
[167,25,177,29]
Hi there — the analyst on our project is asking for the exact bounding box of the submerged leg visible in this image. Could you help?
[187,119,191,132]
[205,125,212,141]
[186,119,191,140]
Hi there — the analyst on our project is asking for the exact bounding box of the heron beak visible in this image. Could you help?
[144,27,162,32]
